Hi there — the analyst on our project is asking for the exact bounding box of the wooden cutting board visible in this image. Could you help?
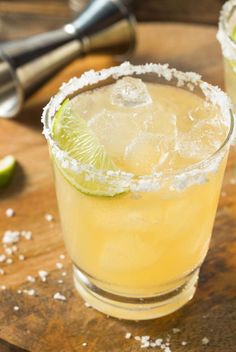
[0,23,236,352]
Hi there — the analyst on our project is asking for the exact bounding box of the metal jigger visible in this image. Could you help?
[0,0,136,118]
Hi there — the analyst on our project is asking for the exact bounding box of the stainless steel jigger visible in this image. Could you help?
[0,0,136,118]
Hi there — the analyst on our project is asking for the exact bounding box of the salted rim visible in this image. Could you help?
[41,62,234,192]
[217,0,236,60]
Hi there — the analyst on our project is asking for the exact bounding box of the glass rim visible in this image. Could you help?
[217,0,236,58]
[42,62,234,192]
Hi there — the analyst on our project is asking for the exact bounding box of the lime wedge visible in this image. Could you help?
[0,155,16,188]
[228,26,236,71]
[52,99,123,196]
[231,25,236,42]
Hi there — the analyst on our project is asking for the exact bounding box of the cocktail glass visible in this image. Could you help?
[217,0,236,107]
[42,62,234,320]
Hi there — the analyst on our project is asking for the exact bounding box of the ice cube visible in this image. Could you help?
[146,111,177,138]
[111,77,152,108]
[177,119,227,161]
[87,109,141,161]
[71,91,97,120]
[124,132,174,175]
[187,103,219,124]
[176,103,221,133]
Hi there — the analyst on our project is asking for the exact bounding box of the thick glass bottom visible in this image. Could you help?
[73,265,199,320]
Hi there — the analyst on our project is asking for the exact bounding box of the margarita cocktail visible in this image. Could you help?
[42,62,233,320]
[217,0,236,107]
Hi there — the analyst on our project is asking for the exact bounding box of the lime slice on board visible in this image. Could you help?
[0,155,16,187]
[52,99,124,196]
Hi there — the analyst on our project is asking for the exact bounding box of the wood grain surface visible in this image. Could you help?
[0,22,236,352]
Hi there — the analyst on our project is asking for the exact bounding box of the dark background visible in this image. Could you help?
[0,0,227,41]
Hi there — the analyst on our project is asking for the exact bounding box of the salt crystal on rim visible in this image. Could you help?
[5,208,15,217]
[57,279,64,284]
[6,258,13,264]
[0,268,5,275]
[19,254,25,261]
[1,285,6,290]
[59,254,65,260]
[172,328,181,333]
[84,302,91,308]
[61,271,67,276]
[181,341,187,346]
[53,292,66,301]
[13,306,19,311]
[82,342,87,347]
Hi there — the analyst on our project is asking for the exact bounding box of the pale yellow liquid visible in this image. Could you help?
[52,79,228,299]
[224,58,236,107]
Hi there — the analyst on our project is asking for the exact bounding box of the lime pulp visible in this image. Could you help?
[0,155,16,187]
[52,99,123,196]
[229,25,236,71]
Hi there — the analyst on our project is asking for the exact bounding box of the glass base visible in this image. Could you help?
[73,266,199,320]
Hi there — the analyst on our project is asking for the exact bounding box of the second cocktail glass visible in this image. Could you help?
[217,0,236,107]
